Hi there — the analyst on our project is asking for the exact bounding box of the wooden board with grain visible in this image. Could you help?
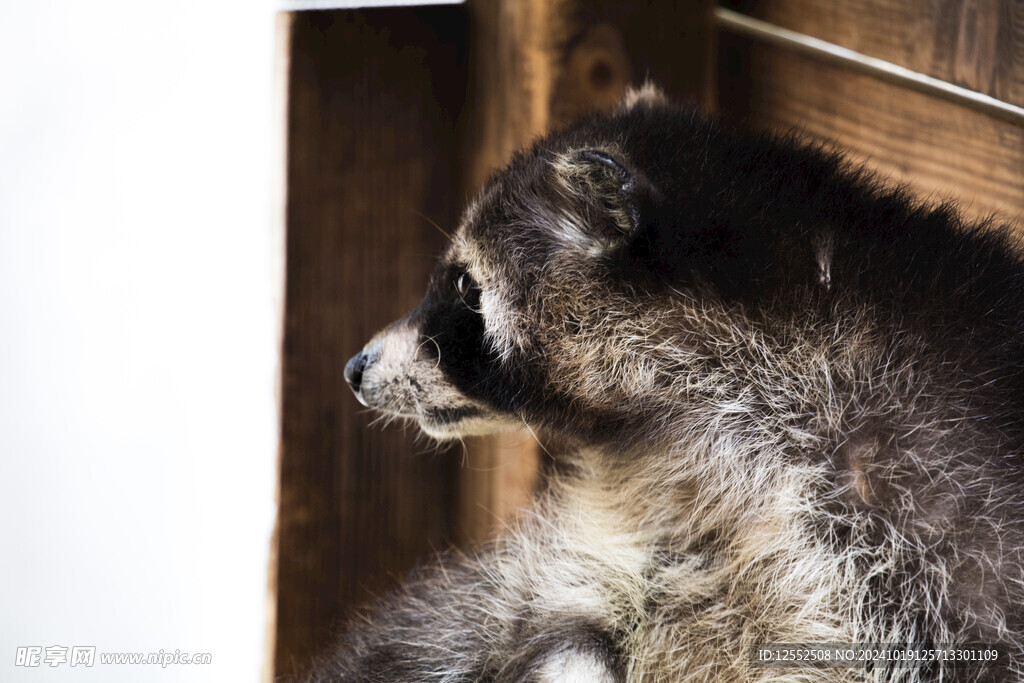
[275,8,466,679]
[719,38,1024,225]
[724,0,1024,108]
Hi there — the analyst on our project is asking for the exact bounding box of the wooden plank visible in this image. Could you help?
[724,0,1024,108]
[550,0,717,125]
[275,8,466,679]
[462,0,556,191]
[462,0,715,189]
[719,40,1024,224]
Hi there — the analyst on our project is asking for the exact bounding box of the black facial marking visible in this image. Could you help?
[415,263,525,414]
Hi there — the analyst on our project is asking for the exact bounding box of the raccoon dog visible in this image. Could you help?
[309,87,1024,681]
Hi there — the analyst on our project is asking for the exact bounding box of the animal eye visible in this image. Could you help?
[456,271,475,297]
[455,271,481,309]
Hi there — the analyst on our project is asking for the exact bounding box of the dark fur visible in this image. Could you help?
[307,92,1024,681]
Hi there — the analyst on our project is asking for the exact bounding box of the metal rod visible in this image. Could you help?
[714,7,1024,127]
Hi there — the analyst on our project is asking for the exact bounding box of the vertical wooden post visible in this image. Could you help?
[274,8,467,679]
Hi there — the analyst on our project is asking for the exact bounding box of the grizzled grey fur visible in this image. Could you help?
[308,86,1024,681]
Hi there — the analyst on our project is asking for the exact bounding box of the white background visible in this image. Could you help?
[0,1,279,680]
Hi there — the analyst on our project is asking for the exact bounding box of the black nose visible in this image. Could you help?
[345,351,369,396]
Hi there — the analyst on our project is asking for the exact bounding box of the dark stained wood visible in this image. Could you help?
[724,0,1024,108]
[275,8,467,679]
[552,0,717,125]
[719,38,1024,224]
[461,0,555,191]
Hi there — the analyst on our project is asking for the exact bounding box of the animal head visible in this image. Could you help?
[343,87,811,445]
[342,86,996,447]
[344,88,686,442]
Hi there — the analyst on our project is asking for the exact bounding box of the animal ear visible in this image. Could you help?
[552,148,655,247]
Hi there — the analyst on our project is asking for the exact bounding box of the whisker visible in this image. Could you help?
[413,209,452,240]
[521,421,554,461]
[417,335,443,369]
